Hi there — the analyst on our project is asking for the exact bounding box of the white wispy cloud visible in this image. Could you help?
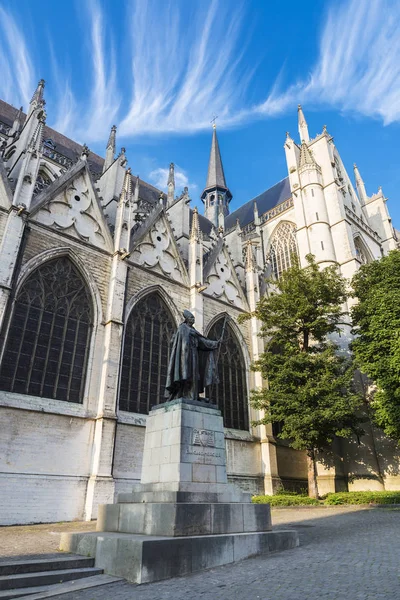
[149,165,198,192]
[257,0,400,125]
[0,7,34,109]
[0,0,400,144]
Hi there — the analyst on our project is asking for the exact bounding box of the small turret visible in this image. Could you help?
[167,162,175,205]
[298,104,309,143]
[114,168,133,252]
[103,125,117,173]
[28,80,45,119]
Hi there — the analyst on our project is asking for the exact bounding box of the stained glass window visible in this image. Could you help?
[207,318,249,431]
[0,257,93,402]
[33,170,52,196]
[268,222,298,279]
[119,293,176,414]
[354,237,371,265]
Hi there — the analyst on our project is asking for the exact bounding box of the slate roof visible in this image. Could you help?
[225,177,291,230]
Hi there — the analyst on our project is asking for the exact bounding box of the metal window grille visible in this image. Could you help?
[267,222,298,279]
[207,319,249,431]
[119,293,176,414]
[0,257,93,403]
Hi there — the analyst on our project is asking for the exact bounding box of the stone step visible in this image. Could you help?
[0,568,103,592]
[60,529,300,584]
[0,574,122,599]
[0,556,94,576]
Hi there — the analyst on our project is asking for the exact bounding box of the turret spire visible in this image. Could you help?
[354,163,368,205]
[167,162,175,205]
[30,79,45,109]
[190,207,201,242]
[299,140,317,168]
[28,111,46,153]
[298,104,309,143]
[103,125,117,173]
[201,126,232,227]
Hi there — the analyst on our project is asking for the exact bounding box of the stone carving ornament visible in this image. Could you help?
[206,254,241,305]
[36,176,106,247]
[132,220,183,280]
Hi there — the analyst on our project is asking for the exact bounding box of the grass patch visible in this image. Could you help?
[252,490,400,506]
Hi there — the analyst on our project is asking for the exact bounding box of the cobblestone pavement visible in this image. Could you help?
[2,507,400,599]
[0,520,97,557]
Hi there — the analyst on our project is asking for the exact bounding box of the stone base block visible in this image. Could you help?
[119,481,251,504]
[60,529,299,584]
[97,502,272,537]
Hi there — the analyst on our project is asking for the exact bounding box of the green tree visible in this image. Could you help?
[242,254,364,497]
[351,249,400,442]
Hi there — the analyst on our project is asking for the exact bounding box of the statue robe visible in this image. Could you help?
[165,323,219,401]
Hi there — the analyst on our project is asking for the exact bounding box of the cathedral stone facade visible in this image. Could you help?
[0,81,399,525]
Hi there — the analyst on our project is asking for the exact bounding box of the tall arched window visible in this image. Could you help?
[206,318,248,431]
[267,221,298,279]
[354,236,371,265]
[0,257,93,402]
[119,293,176,414]
[33,169,52,196]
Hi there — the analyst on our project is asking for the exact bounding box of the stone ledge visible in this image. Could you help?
[60,529,299,584]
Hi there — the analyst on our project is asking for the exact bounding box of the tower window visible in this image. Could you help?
[267,222,298,279]
[316,212,319,221]
[321,241,324,250]
[311,189,315,197]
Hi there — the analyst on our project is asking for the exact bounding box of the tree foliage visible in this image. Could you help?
[241,254,364,496]
[351,249,400,442]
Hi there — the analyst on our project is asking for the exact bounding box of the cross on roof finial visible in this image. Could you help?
[210,114,218,129]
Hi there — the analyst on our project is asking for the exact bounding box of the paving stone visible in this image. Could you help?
[37,506,400,600]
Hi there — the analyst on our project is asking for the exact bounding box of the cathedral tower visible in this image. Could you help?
[201,125,232,227]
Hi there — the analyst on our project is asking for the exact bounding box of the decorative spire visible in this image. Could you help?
[81,144,90,160]
[190,207,201,242]
[298,104,309,143]
[28,111,46,153]
[103,125,117,172]
[30,79,45,106]
[133,175,140,211]
[167,162,175,204]
[245,241,256,272]
[201,126,232,226]
[121,167,132,202]
[114,168,133,252]
[299,140,316,168]
[354,163,368,204]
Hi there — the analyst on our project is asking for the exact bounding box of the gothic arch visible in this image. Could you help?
[353,234,373,264]
[15,247,103,327]
[124,284,181,328]
[266,220,298,279]
[119,289,178,414]
[205,313,250,431]
[0,254,95,403]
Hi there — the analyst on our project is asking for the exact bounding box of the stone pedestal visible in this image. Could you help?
[61,399,298,583]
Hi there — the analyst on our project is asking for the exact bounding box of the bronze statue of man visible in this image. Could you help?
[165,310,221,402]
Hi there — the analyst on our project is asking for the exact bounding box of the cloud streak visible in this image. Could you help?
[149,165,198,193]
[0,0,400,144]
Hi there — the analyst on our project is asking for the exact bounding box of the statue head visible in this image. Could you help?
[183,309,195,325]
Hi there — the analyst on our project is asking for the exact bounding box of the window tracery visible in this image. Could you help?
[206,318,249,431]
[267,222,298,279]
[0,258,93,402]
[33,170,52,196]
[119,293,176,414]
[354,236,370,264]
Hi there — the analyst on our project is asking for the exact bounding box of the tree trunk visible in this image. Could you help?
[307,450,319,498]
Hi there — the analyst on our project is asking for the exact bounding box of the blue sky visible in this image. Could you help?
[1,0,399,225]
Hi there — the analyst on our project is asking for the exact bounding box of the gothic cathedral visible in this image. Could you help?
[0,81,398,525]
